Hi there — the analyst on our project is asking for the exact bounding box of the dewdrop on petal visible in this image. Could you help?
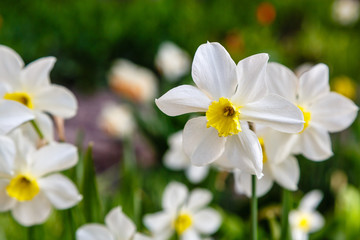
[108,59,158,103]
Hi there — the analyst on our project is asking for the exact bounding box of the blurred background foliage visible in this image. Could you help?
[0,0,360,239]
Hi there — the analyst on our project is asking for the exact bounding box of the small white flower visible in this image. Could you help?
[0,130,82,226]
[266,62,358,162]
[155,41,191,81]
[0,45,78,119]
[289,190,325,240]
[164,131,209,184]
[144,182,221,240]
[332,0,360,25]
[234,126,300,197]
[156,42,304,178]
[108,59,158,103]
[98,102,135,139]
[77,206,152,240]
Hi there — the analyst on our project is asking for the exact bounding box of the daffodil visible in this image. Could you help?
[143,182,221,240]
[156,42,304,178]
[266,62,358,162]
[76,206,152,240]
[0,45,77,120]
[234,126,300,197]
[0,130,82,226]
[289,190,325,240]
[164,131,209,184]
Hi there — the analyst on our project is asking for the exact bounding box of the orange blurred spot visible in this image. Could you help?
[256,2,276,26]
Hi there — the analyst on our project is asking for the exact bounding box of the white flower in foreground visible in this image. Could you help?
[109,59,158,103]
[155,41,191,81]
[234,127,300,197]
[266,62,358,162]
[144,182,221,240]
[0,130,82,226]
[98,102,136,139]
[0,45,77,119]
[156,42,304,178]
[77,206,152,240]
[289,190,325,240]
[164,131,209,184]
[332,0,360,25]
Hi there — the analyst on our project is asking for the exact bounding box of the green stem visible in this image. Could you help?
[280,189,290,240]
[251,175,258,240]
[27,226,34,240]
[30,120,44,140]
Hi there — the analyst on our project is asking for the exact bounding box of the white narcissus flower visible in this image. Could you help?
[332,0,360,25]
[144,182,221,240]
[155,41,191,81]
[156,42,304,178]
[0,45,77,120]
[266,62,358,162]
[164,131,209,184]
[0,130,82,226]
[234,126,300,197]
[289,190,325,240]
[77,206,152,240]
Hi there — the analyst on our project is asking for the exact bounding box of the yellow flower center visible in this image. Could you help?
[297,105,311,133]
[6,174,40,201]
[298,215,311,232]
[258,137,267,163]
[4,92,34,109]
[174,212,193,235]
[206,97,241,137]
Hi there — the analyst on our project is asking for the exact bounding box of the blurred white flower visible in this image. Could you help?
[289,190,325,240]
[144,182,221,240]
[77,206,152,240]
[234,127,300,197]
[155,41,191,81]
[109,59,158,103]
[266,62,358,162]
[98,102,135,139]
[0,130,82,226]
[332,0,360,25]
[164,131,209,184]
[0,45,78,119]
[156,42,304,178]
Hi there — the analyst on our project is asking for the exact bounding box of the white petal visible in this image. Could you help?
[270,155,299,191]
[310,92,358,133]
[162,181,188,211]
[309,211,325,233]
[143,212,172,234]
[299,190,323,211]
[21,57,56,89]
[21,112,54,143]
[232,53,269,104]
[223,127,263,178]
[0,100,34,135]
[191,42,237,99]
[0,45,23,87]
[266,62,298,102]
[298,64,330,103]
[185,165,209,184]
[155,85,211,116]
[76,224,115,240]
[181,228,201,240]
[39,173,82,209]
[291,228,308,240]
[0,179,16,211]
[183,117,226,166]
[12,192,52,226]
[164,131,189,170]
[241,94,304,133]
[234,167,273,197]
[9,129,36,173]
[187,188,212,212]
[105,206,136,240]
[0,135,15,176]
[298,126,333,161]
[133,233,153,240]
[30,143,78,177]
[32,84,77,118]
[193,208,222,234]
